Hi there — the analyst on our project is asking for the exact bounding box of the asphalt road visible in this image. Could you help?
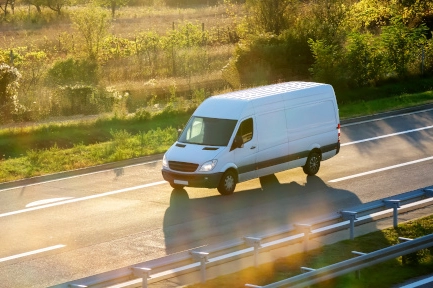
[1,107,433,287]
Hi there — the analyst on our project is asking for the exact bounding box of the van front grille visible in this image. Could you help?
[169,161,199,172]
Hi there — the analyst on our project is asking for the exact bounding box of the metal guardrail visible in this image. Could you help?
[51,187,433,288]
[245,233,433,288]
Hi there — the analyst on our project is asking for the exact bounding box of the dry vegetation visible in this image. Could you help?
[1,3,244,123]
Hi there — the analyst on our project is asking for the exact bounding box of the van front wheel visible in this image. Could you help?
[303,152,321,176]
[218,170,236,195]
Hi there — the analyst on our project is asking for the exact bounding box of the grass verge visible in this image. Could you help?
[0,127,178,182]
[186,215,433,288]
[339,90,433,119]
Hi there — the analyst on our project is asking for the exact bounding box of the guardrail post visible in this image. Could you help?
[383,199,401,228]
[190,251,209,283]
[398,237,413,265]
[244,237,262,267]
[295,224,311,252]
[341,211,357,240]
[132,267,151,288]
[352,251,366,279]
[301,267,316,288]
[301,267,315,273]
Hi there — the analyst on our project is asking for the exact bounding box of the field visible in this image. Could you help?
[1,3,244,122]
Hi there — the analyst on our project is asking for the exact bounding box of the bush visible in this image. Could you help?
[234,32,313,86]
[0,63,22,124]
[46,58,99,86]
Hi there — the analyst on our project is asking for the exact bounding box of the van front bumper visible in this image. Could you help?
[161,169,223,188]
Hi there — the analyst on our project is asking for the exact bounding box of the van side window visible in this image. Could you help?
[237,118,253,143]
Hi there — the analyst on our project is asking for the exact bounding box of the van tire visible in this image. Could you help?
[218,170,236,195]
[303,152,321,176]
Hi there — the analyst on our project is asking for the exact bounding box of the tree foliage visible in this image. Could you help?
[0,63,22,123]
[381,17,429,78]
[70,5,111,60]
[46,58,98,86]
[245,0,291,35]
[0,0,14,16]
[96,0,129,18]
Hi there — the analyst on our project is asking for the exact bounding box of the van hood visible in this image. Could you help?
[165,142,224,165]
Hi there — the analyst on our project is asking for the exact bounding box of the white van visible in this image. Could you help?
[161,81,340,195]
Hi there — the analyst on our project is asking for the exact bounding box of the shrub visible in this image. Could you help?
[0,63,22,124]
[46,58,99,86]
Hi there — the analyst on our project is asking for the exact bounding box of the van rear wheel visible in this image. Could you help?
[303,152,321,176]
[218,170,236,195]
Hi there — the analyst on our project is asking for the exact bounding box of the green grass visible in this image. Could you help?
[0,127,178,182]
[186,215,433,288]
[339,90,433,119]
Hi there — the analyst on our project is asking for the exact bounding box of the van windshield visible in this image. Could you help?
[178,116,237,146]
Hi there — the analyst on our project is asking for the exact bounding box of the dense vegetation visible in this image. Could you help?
[1,0,432,124]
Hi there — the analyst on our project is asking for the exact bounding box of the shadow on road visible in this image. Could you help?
[162,174,370,254]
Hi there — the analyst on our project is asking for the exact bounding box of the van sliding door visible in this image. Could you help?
[255,109,289,177]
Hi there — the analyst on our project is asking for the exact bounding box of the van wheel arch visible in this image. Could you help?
[217,169,238,196]
[303,149,322,176]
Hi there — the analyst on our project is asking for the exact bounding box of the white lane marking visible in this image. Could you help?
[0,181,166,218]
[342,125,433,146]
[0,244,65,263]
[0,160,161,192]
[342,107,433,127]
[329,156,433,183]
[26,197,74,208]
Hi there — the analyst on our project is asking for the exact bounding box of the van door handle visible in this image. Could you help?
[250,146,256,149]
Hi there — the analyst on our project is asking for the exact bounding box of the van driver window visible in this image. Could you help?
[237,118,253,143]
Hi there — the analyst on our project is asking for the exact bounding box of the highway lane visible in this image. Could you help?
[0,109,433,287]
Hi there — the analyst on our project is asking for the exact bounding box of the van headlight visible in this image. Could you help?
[199,160,217,172]
[162,154,168,169]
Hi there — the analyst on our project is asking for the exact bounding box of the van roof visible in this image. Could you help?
[193,82,332,120]
[217,81,327,100]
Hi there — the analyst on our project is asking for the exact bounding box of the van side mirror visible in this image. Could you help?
[231,135,244,151]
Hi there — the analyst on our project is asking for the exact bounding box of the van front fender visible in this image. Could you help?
[219,163,239,176]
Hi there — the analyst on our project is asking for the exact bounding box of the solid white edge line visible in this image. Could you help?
[342,125,433,146]
[0,181,166,218]
[341,107,433,127]
[329,156,433,183]
[0,160,161,192]
[0,244,65,263]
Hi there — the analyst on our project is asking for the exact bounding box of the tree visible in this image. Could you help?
[0,0,13,16]
[97,0,129,18]
[343,32,383,87]
[22,0,45,13]
[381,17,428,77]
[246,0,291,35]
[45,0,69,14]
[70,6,111,60]
[0,63,22,123]
[310,0,348,45]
